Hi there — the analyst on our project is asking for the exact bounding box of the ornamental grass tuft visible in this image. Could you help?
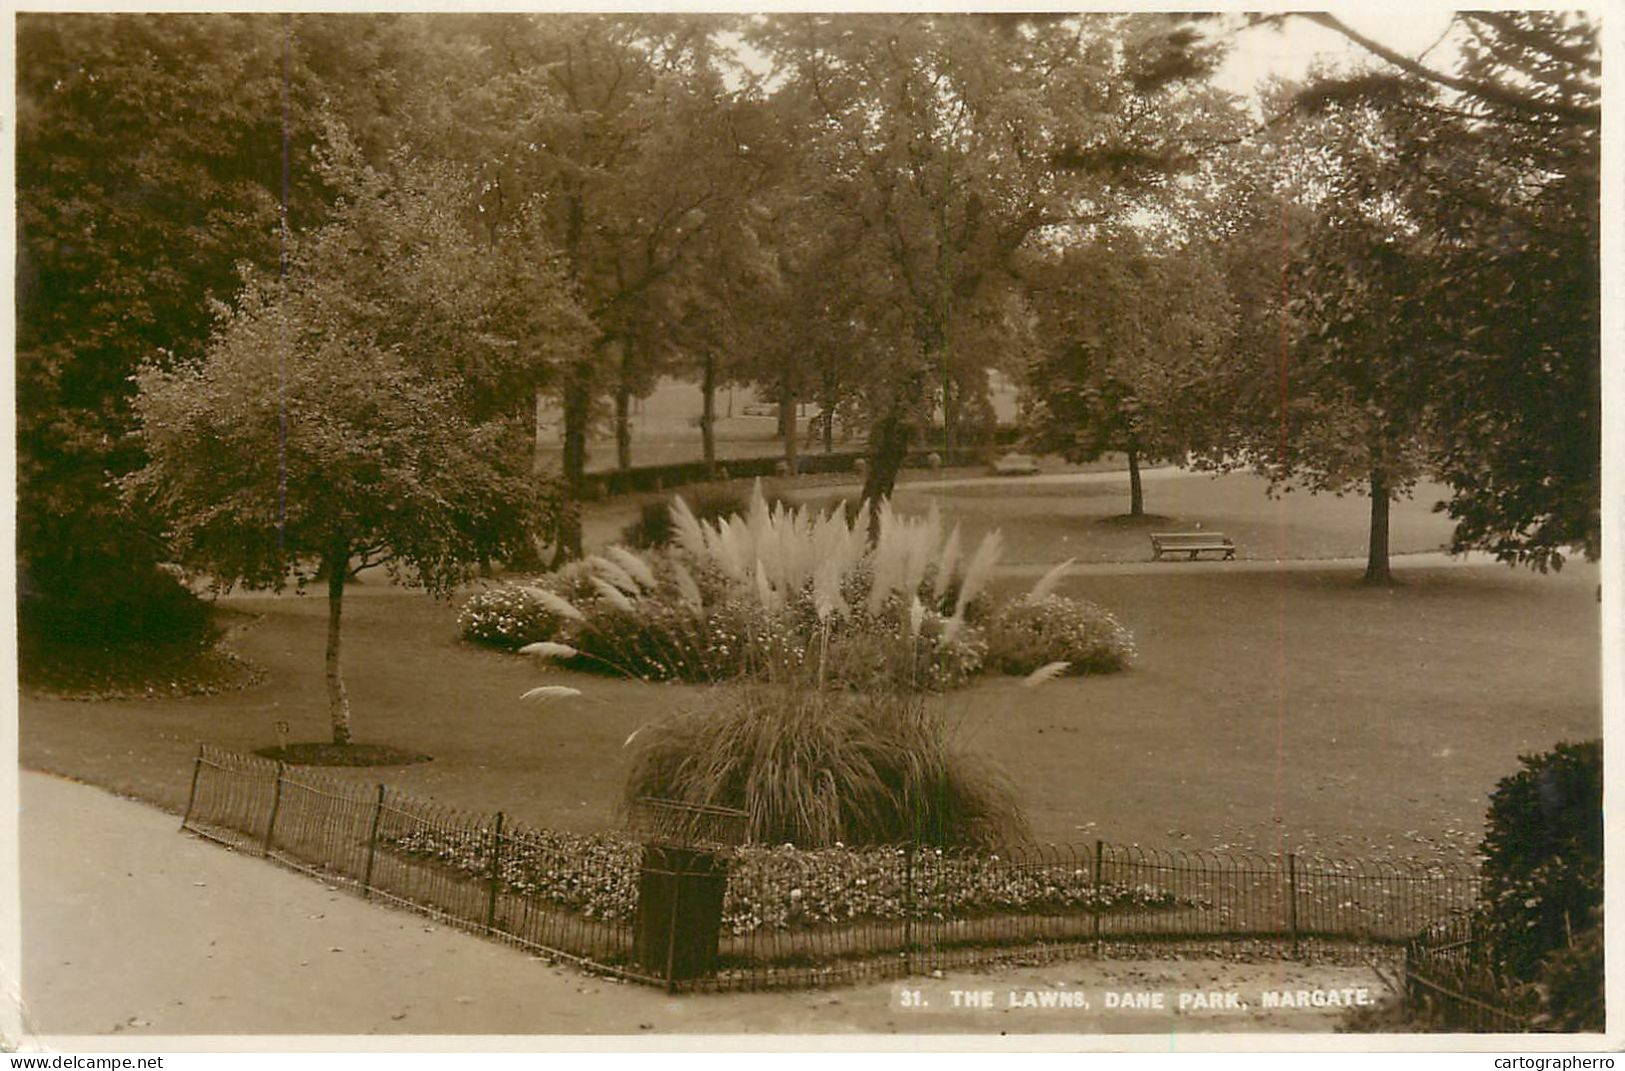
[622,683,1026,848]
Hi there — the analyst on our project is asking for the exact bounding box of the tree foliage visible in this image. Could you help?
[1261,12,1601,570]
[15,13,433,642]
[1025,236,1234,516]
[750,13,1244,506]
[125,147,574,742]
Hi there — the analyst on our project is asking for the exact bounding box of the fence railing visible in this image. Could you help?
[182,744,1484,993]
[1404,916,1544,1032]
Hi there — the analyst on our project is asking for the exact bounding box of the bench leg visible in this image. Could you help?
[1189,551,1198,561]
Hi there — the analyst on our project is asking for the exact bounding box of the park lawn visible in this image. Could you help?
[20,557,1598,863]
[965,562,1599,860]
[795,469,1461,565]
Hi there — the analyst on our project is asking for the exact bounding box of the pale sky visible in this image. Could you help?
[1210,10,1461,98]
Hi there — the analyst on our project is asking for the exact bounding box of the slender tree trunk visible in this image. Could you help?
[1365,468,1393,584]
[324,548,352,747]
[555,353,594,565]
[819,371,838,454]
[778,375,798,474]
[700,352,717,475]
[614,385,632,471]
[861,402,913,525]
[552,181,589,568]
[1127,442,1145,518]
[501,388,546,572]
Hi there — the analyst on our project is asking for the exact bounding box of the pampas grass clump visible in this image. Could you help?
[624,684,1026,848]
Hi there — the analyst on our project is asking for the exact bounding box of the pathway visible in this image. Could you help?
[14,772,1382,1046]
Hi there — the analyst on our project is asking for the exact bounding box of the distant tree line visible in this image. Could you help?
[17,12,1599,670]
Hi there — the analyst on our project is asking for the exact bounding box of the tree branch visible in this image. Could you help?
[1296,12,1598,126]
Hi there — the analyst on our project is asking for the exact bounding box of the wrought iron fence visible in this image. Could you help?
[1404,916,1544,1032]
[182,744,1484,993]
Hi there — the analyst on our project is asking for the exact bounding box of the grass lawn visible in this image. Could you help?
[792,469,1462,565]
[21,470,1599,865]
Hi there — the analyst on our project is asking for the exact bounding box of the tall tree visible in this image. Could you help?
[1252,12,1601,569]
[125,149,568,745]
[752,14,1242,509]
[1407,13,1600,569]
[1025,236,1235,517]
[1199,94,1441,583]
[15,13,431,645]
[413,15,759,558]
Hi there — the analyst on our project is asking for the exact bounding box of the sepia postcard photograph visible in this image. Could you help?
[3,2,1615,1057]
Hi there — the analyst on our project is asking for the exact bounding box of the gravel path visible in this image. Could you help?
[16,772,1389,1045]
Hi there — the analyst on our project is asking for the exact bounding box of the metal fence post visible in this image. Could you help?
[361,783,386,898]
[903,841,915,975]
[1287,852,1301,957]
[663,852,683,994]
[261,761,286,857]
[1092,839,1105,957]
[180,743,205,831]
[484,811,505,934]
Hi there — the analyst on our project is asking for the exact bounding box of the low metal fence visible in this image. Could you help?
[182,744,1484,993]
[1404,916,1544,1032]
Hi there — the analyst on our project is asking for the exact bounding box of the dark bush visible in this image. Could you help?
[621,488,750,549]
[1536,906,1604,1032]
[1479,739,1602,982]
[19,560,212,649]
[620,487,809,549]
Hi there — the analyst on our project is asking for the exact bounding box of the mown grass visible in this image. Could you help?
[794,469,1462,565]
[21,547,1598,863]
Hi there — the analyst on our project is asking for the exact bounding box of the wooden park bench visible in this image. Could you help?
[1150,531,1236,561]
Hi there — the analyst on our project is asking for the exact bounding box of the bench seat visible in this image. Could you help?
[1150,531,1236,561]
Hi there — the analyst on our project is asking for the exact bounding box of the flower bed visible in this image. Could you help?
[382,827,1189,936]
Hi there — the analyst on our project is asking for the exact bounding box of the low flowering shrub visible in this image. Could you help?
[493,488,1135,688]
[982,594,1134,676]
[458,585,565,650]
[380,826,1189,935]
[458,561,598,651]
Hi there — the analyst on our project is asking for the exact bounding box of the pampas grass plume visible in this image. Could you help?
[1021,661,1071,688]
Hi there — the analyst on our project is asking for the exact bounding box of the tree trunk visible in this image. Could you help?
[504,394,546,571]
[700,352,717,475]
[1127,442,1145,518]
[861,402,913,525]
[555,353,594,565]
[822,406,835,454]
[778,376,798,474]
[1365,468,1393,584]
[324,548,353,747]
[614,384,632,471]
